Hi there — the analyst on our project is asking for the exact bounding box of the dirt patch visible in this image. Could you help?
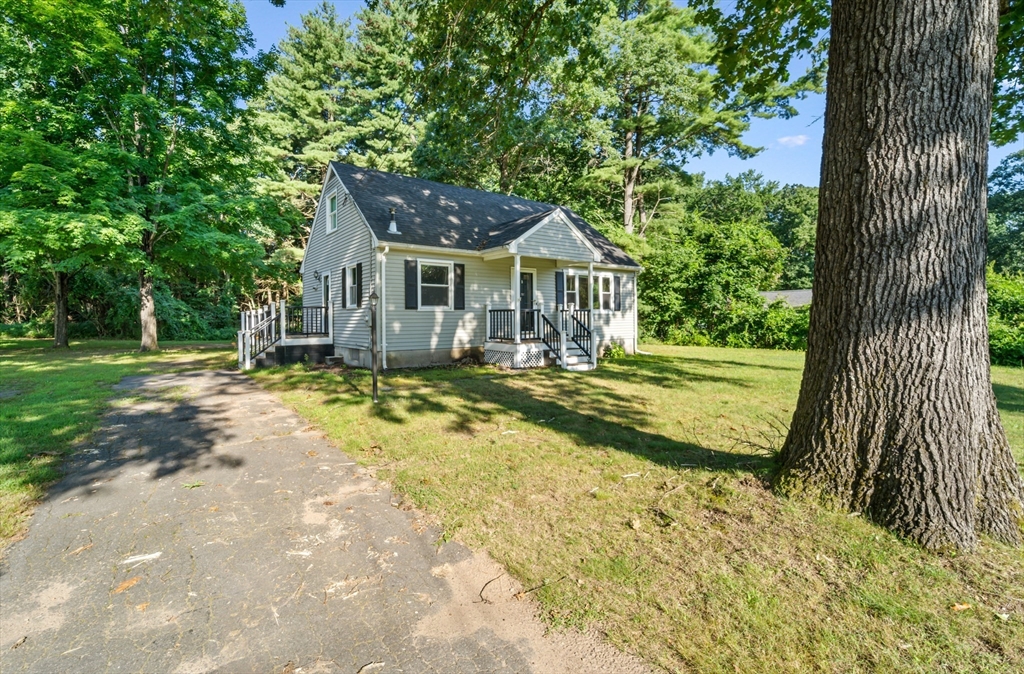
[419,552,651,674]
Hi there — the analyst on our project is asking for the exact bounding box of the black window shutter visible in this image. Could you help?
[555,271,564,306]
[356,263,363,307]
[405,259,418,309]
[614,275,622,312]
[453,263,465,310]
[340,266,347,308]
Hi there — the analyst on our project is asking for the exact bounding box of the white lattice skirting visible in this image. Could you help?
[484,345,548,369]
[484,349,516,368]
[520,350,544,368]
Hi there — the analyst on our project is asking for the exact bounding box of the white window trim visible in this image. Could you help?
[326,191,339,233]
[594,273,614,312]
[346,266,359,308]
[563,269,592,311]
[418,258,454,311]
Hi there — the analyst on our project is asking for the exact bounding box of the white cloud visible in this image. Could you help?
[777,135,810,148]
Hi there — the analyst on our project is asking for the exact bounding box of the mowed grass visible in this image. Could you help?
[0,339,234,548]
[253,345,1024,673]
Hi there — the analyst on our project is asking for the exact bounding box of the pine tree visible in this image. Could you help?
[340,0,423,174]
[256,2,353,221]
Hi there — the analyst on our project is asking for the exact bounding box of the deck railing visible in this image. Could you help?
[238,301,331,370]
[286,305,329,336]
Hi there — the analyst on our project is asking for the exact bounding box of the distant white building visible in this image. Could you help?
[760,289,813,307]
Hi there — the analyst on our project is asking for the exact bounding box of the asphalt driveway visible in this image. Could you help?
[0,370,647,674]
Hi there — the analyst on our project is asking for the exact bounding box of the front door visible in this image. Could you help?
[519,271,535,335]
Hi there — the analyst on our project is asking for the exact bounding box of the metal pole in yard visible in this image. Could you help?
[369,290,379,403]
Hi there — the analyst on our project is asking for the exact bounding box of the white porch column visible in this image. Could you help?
[513,254,521,345]
[588,261,596,365]
[270,301,277,343]
[280,299,287,344]
[485,302,492,342]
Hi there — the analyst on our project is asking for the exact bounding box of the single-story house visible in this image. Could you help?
[239,162,642,371]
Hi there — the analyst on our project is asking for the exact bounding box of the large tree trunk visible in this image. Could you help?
[776,0,1024,551]
[53,270,69,349]
[139,232,158,352]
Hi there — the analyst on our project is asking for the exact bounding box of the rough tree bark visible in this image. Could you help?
[776,0,1024,551]
[139,232,158,352]
[53,270,69,349]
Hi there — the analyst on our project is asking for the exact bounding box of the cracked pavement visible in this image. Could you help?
[0,370,649,674]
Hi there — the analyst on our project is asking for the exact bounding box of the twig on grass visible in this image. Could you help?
[515,575,567,600]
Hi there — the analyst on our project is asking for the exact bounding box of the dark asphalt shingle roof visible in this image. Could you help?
[330,162,639,267]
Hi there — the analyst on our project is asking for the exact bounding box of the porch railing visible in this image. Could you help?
[488,308,515,340]
[520,309,539,340]
[560,308,590,335]
[238,301,331,370]
[286,305,329,336]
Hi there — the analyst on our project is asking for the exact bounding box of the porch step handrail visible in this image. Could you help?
[540,314,560,356]
[569,314,592,359]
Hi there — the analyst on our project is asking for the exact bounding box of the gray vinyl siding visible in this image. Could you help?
[590,271,637,352]
[382,253,636,357]
[301,170,376,350]
[384,251,508,353]
[515,218,594,261]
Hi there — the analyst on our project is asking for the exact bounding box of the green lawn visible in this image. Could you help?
[251,345,1024,674]
[0,339,235,546]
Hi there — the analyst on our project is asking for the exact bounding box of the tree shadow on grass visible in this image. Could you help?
[262,363,774,474]
[992,382,1024,415]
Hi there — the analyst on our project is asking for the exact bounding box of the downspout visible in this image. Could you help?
[380,246,389,370]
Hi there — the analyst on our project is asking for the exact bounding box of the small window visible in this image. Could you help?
[565,275,577,307]
[419,262,451,308]
[328,194,338,232]
[596,275,613,311]
[347,267,359,307]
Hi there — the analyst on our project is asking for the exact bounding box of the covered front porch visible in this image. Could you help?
[482,250,601,371]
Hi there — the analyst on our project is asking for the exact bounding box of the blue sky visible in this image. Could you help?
[242,0,1021,188]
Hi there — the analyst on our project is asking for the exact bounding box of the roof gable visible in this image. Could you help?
[329,162,638,267]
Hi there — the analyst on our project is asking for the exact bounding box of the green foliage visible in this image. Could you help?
[988,267,1024,366]
[411,0,605,193]
[993,0,1024,146]
[989,149,1024,274]
[0,0,302,346]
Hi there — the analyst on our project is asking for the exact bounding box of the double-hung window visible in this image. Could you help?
[347,266,359,307]
[327,194,338,233]
[564,272,589,309]
[419,261,452,308]
[595,275,613,311]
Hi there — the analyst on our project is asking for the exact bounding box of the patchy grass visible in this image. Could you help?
[0,339,234,548]
[252,345,1024,674]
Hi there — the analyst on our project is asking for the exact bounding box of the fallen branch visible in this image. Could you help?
[476,572,505,604]
[515,575,567,600]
